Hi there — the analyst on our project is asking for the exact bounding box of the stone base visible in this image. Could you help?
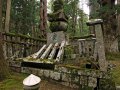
[47,31,66,44]
[9,61,112,89]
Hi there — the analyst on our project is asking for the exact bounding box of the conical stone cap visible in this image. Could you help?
[23,74,41,86]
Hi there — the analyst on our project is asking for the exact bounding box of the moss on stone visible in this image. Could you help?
[53,0,64,12]
[64,45,74,59]
[3,32,46,42]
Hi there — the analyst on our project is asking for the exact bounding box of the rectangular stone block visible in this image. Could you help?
[62,73,71,82]
[71,75,79,84]
[88,77,97,88]
[53,72,61,81]
[9,61,21,67]
[79,76,88,86]
[38,69,44,77]
[43,70,50,78]
[21,67,28,73]
[50,71,54,79]
[50,71,61,81]
[47,31,66,44]
[60,67,68,73]
[29,68,38,75]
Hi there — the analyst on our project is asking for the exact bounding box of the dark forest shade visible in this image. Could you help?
[21,61,55,70]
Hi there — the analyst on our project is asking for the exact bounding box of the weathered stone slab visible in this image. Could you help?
[43,70,50,78]
[50,71,61,80]
[78,38,96,58]
[21,67,30,73]
[29,68,38,75]
[9,61,21,67]
[71,75,79,84]
[53,72,61,80]
[47,31,66,44]
[38,69,44,77]
[88,77,97,87]
[59,67,68,73]
[62,73,71,82]
[80,76,88,85]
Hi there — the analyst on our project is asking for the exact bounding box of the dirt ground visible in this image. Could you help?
[0,72,78,90]
[40,80,78,90]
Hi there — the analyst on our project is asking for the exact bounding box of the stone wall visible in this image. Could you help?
[21,66,109,89]
[9,61,109,89]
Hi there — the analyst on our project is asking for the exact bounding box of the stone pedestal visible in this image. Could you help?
[47,31,66,44]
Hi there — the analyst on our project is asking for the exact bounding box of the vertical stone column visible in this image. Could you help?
[87,19,107,71]
[95,23,107,71]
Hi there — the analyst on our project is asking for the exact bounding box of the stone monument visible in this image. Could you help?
[47,0,68,44]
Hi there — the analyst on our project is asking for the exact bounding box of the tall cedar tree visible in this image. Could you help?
[0,0,9,80]
[99,0,118,52]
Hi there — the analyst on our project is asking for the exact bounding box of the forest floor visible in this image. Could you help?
[106,53,120,85]
[0,72,77,90]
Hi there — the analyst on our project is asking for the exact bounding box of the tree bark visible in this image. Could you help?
[89,0,99,34]
[117,0,120,51]
[5,0,11,33]
[71,0,77,34]
[40,0,47,38]
[100,0,119,52]
[0,0,9,81]
[0,0,2,32]
[43,0,47,33]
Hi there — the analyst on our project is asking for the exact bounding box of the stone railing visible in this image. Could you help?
[70,35,96,60]
[1,32,46,58]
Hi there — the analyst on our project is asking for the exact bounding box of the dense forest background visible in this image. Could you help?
[1,0,89,38]
[1,0,120,52]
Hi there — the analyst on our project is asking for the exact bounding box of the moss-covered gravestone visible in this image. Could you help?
[48,0,68,32]
[47,0,68,44]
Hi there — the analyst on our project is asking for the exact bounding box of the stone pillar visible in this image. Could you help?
[86,19,107,71]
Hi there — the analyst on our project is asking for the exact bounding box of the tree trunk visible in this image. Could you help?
[89,0,99,34]
[43,0,47,33]
[71,0,77,34]
[0,0,2,32]
[40,0,47,38]
[0,0,9,81]
[117,0,120,51]
[100,0,119,52]
[5,0,11,33]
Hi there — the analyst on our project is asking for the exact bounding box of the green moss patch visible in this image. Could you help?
[106,52,120,61]
[0,72,28,90]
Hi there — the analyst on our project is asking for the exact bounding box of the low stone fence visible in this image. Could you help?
[22,66,109,89]
[1,32,46,58]
[9,61,109,89]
